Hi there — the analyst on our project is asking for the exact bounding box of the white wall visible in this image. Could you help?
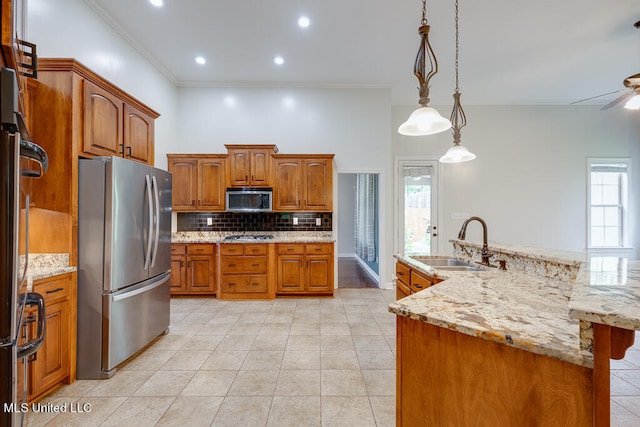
[394,104,640,258]
[27,0,177,167]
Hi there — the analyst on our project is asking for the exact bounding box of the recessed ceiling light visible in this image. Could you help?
[149,0,164,7]
[273,56,284,65]
[297,16,310,28]
[195,56,206,65]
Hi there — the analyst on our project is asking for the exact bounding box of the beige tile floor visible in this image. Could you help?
[25,289,640,426]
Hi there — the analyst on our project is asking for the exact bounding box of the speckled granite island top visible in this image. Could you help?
[390,254,592,367]
[172,231,334,243]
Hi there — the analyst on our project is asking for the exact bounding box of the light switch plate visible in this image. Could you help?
[293,217,298,225]
[316,218,321,226]
[206,218,213,225]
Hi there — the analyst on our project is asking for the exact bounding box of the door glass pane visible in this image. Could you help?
[403,166,432,254]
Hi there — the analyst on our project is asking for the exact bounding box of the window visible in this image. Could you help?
[588,159,630,248]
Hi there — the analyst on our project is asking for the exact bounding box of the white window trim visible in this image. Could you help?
[587,157,632,252]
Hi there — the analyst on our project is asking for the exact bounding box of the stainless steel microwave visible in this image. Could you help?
[226,188,272,212]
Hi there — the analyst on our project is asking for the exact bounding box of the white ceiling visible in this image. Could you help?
[84,0,640,106]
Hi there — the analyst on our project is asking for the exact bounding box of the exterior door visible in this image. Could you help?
[398,161,438,255]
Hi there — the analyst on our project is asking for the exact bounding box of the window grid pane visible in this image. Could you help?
[589,163,628,248]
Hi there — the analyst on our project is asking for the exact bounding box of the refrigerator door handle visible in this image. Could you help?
[16,292,46,359]
[111,275,168,302]
[144,174,153,270]
[150,175,160,268]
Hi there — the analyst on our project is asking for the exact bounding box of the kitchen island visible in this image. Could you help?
[390,241,639,427]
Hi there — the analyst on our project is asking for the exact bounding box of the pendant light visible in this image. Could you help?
[439,0,476,163]
[398,0,451,136]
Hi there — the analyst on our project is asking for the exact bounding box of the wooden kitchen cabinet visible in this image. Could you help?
[170,244,216,295]
[30,59,159,265]
[218,243,275,300]
[24,272,76,402]
[82,73,156,164]
[276,243,334,295]
[225,144,277,187]
[395,261,441,300]
[167,154,227,211]
[273,155,334,211]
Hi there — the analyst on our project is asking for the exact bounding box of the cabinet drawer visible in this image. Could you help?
[396,262,410,282]
[34,274,71,304]
[410,271,432,293]
[220,275,267,293]
[243,244,267,256]
[278,244,304,255]
[220,244,244,256]
[221,257,267,274]
[171,244,187,255]
[187,244,213,255]
[306,244,332,254]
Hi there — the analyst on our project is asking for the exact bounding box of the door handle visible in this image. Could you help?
[17,293,46,360]
[151,175,160,268]
[144,175,153,270]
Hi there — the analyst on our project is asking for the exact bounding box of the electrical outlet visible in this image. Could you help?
[293,217,298,225]
[206,218,213,225]
[316,218,321,226]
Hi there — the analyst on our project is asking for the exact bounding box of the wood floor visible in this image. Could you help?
[338,257,378,288]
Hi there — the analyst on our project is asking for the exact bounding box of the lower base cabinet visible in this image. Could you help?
[170,244,216,295]
[395,261,441,300]
[218,243,275,300]
[276,243,334,296]
[18,272,76,402]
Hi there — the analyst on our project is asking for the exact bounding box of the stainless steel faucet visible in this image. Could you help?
[457,216,493,266]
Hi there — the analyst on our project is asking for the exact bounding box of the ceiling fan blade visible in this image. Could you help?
[571,89,625,105]
[601,91,634,110]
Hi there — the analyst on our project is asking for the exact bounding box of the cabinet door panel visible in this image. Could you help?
[188,255,214,292]
[277,256,305,292]
[124,104,154,165]
[170,255,187,293]
[304,160,332,210]
[274,160,302,210]
[306,255,332,292]
[168,159,197,211]
[199,159,225,210]
[83,80,123,157]
[250,149,271,185]
[228,151,250,186]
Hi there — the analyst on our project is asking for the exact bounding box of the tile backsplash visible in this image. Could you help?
[177,212,332,232]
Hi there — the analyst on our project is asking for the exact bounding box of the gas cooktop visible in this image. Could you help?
[223,234,274,241]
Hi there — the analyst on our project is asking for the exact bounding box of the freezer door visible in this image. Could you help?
[102,272,170,372]
[104,156,152,291]
[148,166,172,278]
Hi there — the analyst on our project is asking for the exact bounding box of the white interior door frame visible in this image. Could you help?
[395,157,441,255]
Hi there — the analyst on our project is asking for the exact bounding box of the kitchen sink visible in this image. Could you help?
[410,256,484,271]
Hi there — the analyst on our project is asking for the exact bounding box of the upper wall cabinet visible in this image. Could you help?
[29,58,160,264]
[167,154,227,211]
[83,79,155,164]
[225,144,278,187]
[273,155,334,212]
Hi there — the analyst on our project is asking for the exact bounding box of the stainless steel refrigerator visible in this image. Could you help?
[77,156,172,379]
[1,67,48,426]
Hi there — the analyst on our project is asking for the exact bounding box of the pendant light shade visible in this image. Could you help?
[624,94,640,110]
[398,107,452,136]
[398,1,451,137]
[439,0,475,163]
[439,144,476,163]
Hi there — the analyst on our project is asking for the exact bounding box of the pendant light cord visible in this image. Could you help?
[454,0,460,92]
[421,0,427,25]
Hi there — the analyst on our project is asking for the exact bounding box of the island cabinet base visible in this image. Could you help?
[396,316,594,427]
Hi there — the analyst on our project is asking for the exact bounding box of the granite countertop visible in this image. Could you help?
[569,258,640,332]
[19,253,76,284]
[390,252,591,367]
[172,231,335,244]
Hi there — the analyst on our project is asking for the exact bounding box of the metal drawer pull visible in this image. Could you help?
[228,283,236,286]
[46,287,64,294]
[252,282,259,286]
[252,263,259,267]
[397,272,405,276]
[287,248,294,251]
[228,263,236,267]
